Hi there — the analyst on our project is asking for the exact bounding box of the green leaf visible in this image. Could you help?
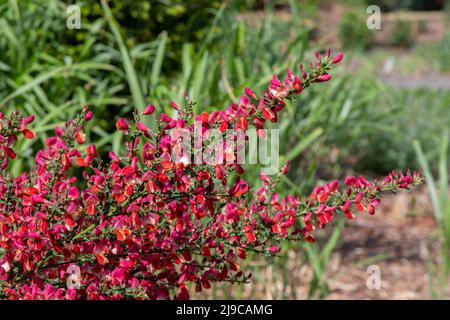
[286,128,323,161]
[101,0,148,121]
[151,31,167,87]
[413,139,442,221]
[0,63,119,107]
[73,224,96,241]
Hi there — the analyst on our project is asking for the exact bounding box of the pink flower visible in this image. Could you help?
[137,122,151,137]
[315,74,332,82]
[170,101,180,111]
[68,186,80,200]
[143,104,156,115]
[115,118,129,131]
[244,87,256,98]
[344,176,357,186]
[111,267,126,286]
[368,199,380,215]
[332,53,344,64]
[66,288,77,300]
[281,160,289,175]
[84,111,93,121]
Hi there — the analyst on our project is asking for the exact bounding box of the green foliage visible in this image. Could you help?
[414,130,450,299]
[349,88,450,174]
[417,32,450,72]
[303,221,345,299]
[77,0,255,72]
[338,10,372,50]
[392,19,413,47]
[0,0,173,173]
[437,32,450,72]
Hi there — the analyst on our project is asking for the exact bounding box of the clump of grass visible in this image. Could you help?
[392,19,413,47]
[414,130,450,299]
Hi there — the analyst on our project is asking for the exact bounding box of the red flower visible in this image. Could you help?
[262,108,276,122]
[0,51,422,300]
[342,200,354,220]
[245,231,257,243]
[21,128,35,139]
[76,157,89,167]
[96,253,108,265]
[230,179,249,197]
[368,199,380,215]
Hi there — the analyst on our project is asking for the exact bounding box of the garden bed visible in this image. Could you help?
[327,188,442,299]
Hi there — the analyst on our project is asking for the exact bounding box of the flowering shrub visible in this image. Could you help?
[0,51,422,300]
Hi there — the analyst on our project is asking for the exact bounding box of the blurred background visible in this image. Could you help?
[0,0,449,299]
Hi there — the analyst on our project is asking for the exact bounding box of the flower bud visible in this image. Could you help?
[84,111,93,121]
[116,118,129,131]
[332,53,344,64]
[143,104,155,115]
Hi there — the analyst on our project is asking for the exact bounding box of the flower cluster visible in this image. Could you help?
[0,51,422,299]
[0,111,35,170]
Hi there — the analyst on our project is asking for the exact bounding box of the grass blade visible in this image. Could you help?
[151,31,167,87]
[101,0,147,116]
[286,128,323,161]
[413,140,442,221]
[439,129,449,226]
[0,63,119,107]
